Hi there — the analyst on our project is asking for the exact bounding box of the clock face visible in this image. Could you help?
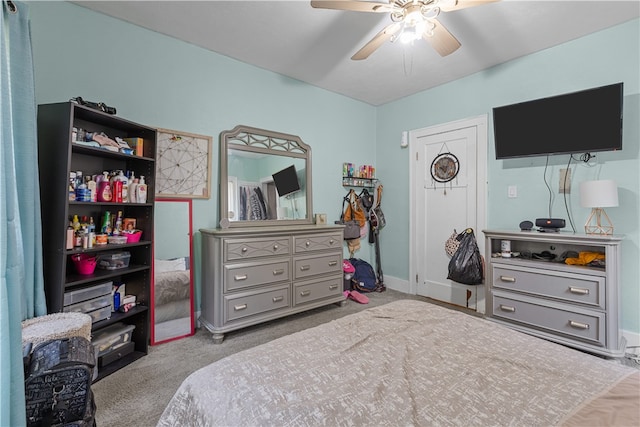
[430,153,459,183]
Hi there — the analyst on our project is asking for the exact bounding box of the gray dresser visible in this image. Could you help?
[483,229,625,358]
[200,224,345,342]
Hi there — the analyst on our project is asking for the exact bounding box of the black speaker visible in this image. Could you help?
[535,218,566,229]
[519,220,533,231]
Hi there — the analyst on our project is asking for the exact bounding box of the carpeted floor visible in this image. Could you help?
[92,289,429,426]
[92,289,639,426]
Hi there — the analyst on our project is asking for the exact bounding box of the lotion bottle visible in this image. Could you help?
[129,176,138,204]
[111,171,123,203]
[87,175,97,202]
[97,172,112,202]
[136,176,148,203]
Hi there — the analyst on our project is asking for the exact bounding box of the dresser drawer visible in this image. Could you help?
[293,253,342,280]
[224,259,290,292]
[492,293,605,346]
[224,285,290,322]
[293,232,342,253]
[225,237,290,261]
[294,276,343,306]
[492,264,604,308]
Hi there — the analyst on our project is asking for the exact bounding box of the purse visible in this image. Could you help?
[371,184,386,230]
[337,192,362,240]
[343,190,367,228]
[445,229,460,257]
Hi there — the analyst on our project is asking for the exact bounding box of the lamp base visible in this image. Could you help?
[584,208,614,235]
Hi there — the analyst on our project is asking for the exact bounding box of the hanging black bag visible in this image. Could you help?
[447,228,483,285]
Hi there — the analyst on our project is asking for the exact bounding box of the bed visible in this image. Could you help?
[157,300,639,426]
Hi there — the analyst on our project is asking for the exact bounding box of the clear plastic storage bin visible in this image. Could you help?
[63,281,112,306]
[92,322,136,357]
[63,294,111,315]
[97,251,131,270]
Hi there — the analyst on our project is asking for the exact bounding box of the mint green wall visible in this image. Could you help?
[28,2,376,312]
[376,19,640,333]
[29,2,639,334]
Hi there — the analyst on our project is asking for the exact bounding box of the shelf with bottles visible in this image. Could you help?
[69,168,150,205]
[342,162,377,188]
[66,209,151,251]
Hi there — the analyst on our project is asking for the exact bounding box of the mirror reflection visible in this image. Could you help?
[227,152,307,222]
[153,199,194,344]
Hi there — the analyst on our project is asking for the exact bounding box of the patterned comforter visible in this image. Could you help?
[157,300,639,426]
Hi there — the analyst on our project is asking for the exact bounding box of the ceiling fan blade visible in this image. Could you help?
[311,1,396,13]
[351,22,402,60]
[438,0,500,12]
[423,18,461,57]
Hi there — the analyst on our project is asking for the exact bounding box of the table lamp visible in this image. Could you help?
[579,179,619,235]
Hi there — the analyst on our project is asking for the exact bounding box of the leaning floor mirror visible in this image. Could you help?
[152,199,194,344]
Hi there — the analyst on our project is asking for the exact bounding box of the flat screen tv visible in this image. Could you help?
[493,82,623,159]
[272,165,300,197]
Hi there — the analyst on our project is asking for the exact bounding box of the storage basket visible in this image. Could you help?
[124,230,142,243]
[71,254,97,275]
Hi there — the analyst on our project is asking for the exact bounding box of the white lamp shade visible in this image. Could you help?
[579,180,619,208]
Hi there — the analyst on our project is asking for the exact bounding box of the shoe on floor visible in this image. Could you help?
[346,290,369,304]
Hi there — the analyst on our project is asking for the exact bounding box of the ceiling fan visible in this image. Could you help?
[311,0,498,60]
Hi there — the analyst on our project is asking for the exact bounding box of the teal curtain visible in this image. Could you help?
[1,1,47,425]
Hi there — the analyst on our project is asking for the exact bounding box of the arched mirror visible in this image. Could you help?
[219,125,313,228]
[152,199,194,344]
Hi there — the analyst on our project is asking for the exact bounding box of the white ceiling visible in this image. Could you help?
[73,0,639,106]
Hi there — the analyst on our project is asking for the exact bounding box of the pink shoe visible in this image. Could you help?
[343,260,355,274]
[348,290,369,304]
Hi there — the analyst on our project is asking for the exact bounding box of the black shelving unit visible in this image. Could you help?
[37,102,156,381]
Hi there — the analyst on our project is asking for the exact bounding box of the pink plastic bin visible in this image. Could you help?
[72,254,97,275]
[125,230,142,243]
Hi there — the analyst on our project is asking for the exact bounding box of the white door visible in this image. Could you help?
[409,116,487,312]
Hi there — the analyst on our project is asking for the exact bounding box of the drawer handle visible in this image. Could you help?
[241,247,248,253]
[234,304,247,311]
[299,265,310,271]
[234,274,248,281]
[328,261,338,266]
[306,241,311,247]
[329,284,338,290]
[569,287,590,295]
[499,276,516,283]
[273,244,279,250]
[569,320,590,330]
[272,296,283,303]
[272,269,284,276]
[300,290,311,296]
[499,304,516,313]
[329,239,335,245]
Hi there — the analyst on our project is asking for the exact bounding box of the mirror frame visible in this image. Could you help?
[219,125,313,228]
[152,198,195,345]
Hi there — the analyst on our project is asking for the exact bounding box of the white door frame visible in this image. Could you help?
[408,115,488,312]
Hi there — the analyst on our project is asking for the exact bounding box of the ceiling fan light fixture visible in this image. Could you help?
[311,0,495,60]
[399,18,428,44]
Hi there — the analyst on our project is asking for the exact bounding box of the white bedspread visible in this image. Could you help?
[157,300,639,427]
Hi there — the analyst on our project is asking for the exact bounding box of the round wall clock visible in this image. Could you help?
[430,153,460,183]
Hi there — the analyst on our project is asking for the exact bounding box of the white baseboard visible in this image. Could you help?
[623,329,640,355]
[383,275,411,294]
